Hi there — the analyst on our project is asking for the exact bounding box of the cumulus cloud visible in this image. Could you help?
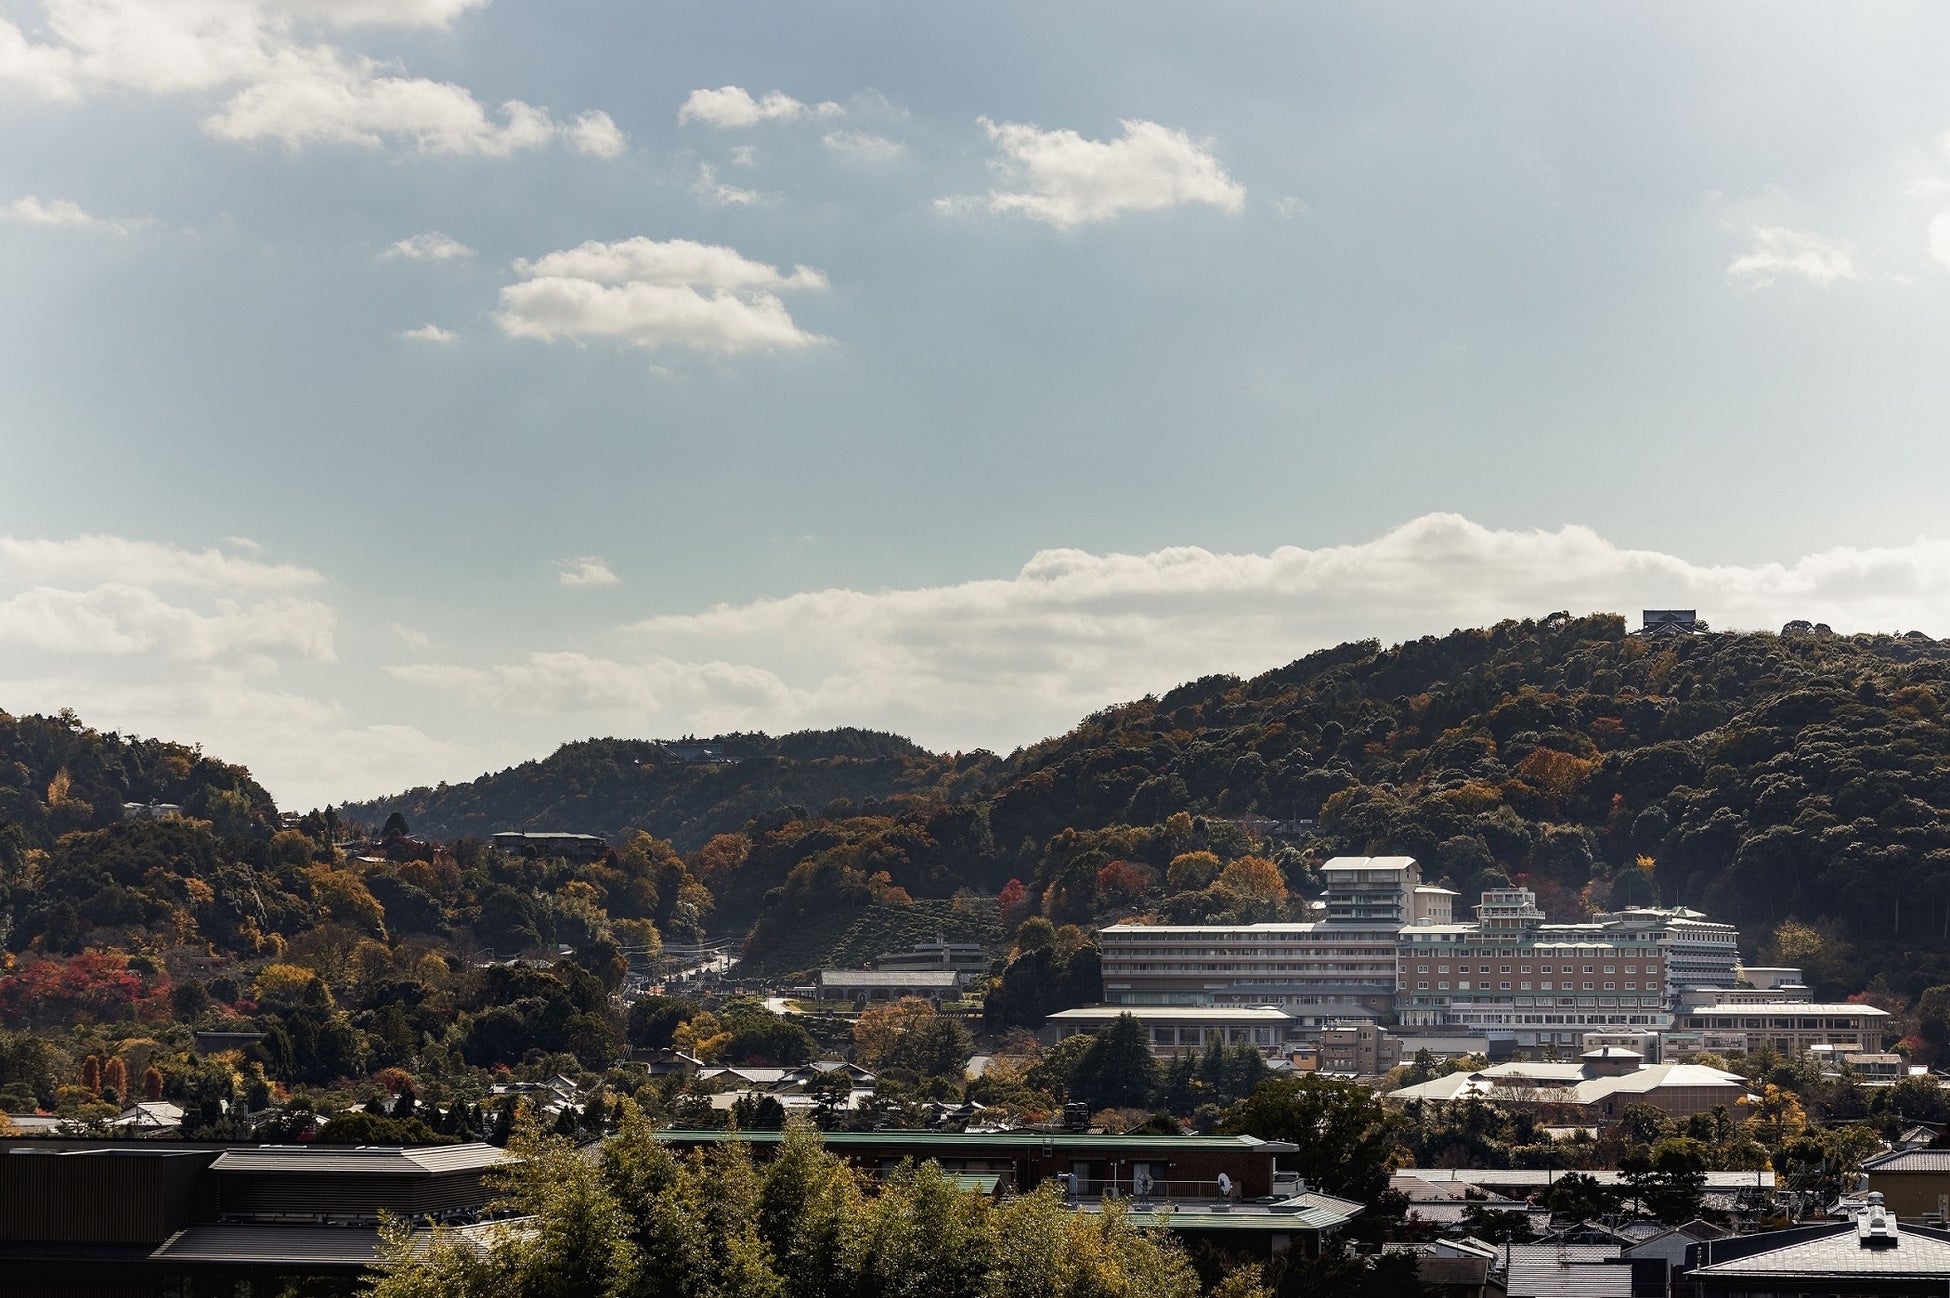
[497,236,828,353]
[822,129,905,164]
[397,322,456,342]
[941,117,1246,228]
[392,515,1950,755]
[1930,211,1950,268]
[557,556,620,587]
[565,109,628,158]
[677,85,841,128]
[0,585,334,661]
[0,0,621,157]
[0,534,322,590]
[2,195,134,233]
[382,230,473,261]
[1727,226,1859,286]
[692,162,767,207]
[391,622,431,650]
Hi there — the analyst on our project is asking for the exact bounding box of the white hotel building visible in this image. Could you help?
[1097,856,1732,1052]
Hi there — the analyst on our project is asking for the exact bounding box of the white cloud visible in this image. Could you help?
[0,0,619,158]
[497,236,828,354]
[0,534,322,590]
[388,653,796,717]
[1270,195,1309,218]
[512,238,826,291]
[392,514,1950,756]
[391,622,431,650]
[283,0,489,28]
[558,556,620,588]
[1727,225,1859,287]
[565,108,627,158]
[1930,211,1950,268]
[677,84,841,129]
[941,117,1246,228]
[822,129,904,164]
[397,322,456,342]
[692,162,767,207]
[382,230,473,261]
[0,585,334,661]
[2,195,133,233]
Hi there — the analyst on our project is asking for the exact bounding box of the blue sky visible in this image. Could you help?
[5,1,1950,809]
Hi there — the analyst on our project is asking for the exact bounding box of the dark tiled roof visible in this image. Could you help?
[1865,1148,1950,1173]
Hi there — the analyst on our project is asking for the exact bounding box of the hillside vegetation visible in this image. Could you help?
[11,613,1950,1125]
[338,731,990,852]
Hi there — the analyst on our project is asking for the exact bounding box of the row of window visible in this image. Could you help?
[1413,963,1651,975]
[1415,980,1643,991]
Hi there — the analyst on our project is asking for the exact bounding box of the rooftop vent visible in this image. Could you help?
[1858,1193,1900,1248]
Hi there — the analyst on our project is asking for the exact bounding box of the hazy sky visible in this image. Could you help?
[6,1,1950,809]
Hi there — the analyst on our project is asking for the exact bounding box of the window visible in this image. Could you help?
[1583,965,1595,974]
[1499,982,1511,990]
[1603,966,1615,974]
[1417,965,1429,974]
[1500,965,1512,974]
[1520,965,1531,974]
[1540,981,1553,991]
[1417,981,1429,990]
[1437,965,1448,974]
[1582,982,1594,991]
[1520,981,1532,990]
[1438,981,1450,990]
[1604,982,1616,990]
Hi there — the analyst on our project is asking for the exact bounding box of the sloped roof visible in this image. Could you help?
[1691,1221,1950,1279]
[1865,1148,1950,1173]
[209,1143,507,1176]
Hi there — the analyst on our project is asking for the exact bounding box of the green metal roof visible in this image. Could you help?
[949,1173,1003,1192]
[654,1130,1273,1152]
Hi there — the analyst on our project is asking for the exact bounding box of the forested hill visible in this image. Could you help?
[336,614,1950,998]
[338,731,994,852]
[0,709,277,851]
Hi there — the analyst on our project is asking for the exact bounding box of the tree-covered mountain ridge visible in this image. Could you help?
[345,613,1950,998]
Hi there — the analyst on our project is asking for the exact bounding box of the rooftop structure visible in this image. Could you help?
[1633,610,1709,636]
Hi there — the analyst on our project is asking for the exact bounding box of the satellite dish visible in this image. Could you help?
[1133,1167,1154,1197]
[1217,1172,1233,1200]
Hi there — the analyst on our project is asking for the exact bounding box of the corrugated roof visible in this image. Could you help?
[210,1143,507,1176]
[1400,1168,1776,1190]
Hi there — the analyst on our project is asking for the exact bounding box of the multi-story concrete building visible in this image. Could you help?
[1598,906,1740,1006]
[1318,1020,1403,1075]
[1097,856,1428,1028]
[1396,886,1670,1051]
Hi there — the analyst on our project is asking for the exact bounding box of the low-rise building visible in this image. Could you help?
[1670,1003,1889,1055]
[1864,1149,1950,1219]
[1043,1004,1298,1056]
[1317,1021,1402,1075]
[875,940,990,974]
[815,968,964,1003]
[1388,1047,1748,1122]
